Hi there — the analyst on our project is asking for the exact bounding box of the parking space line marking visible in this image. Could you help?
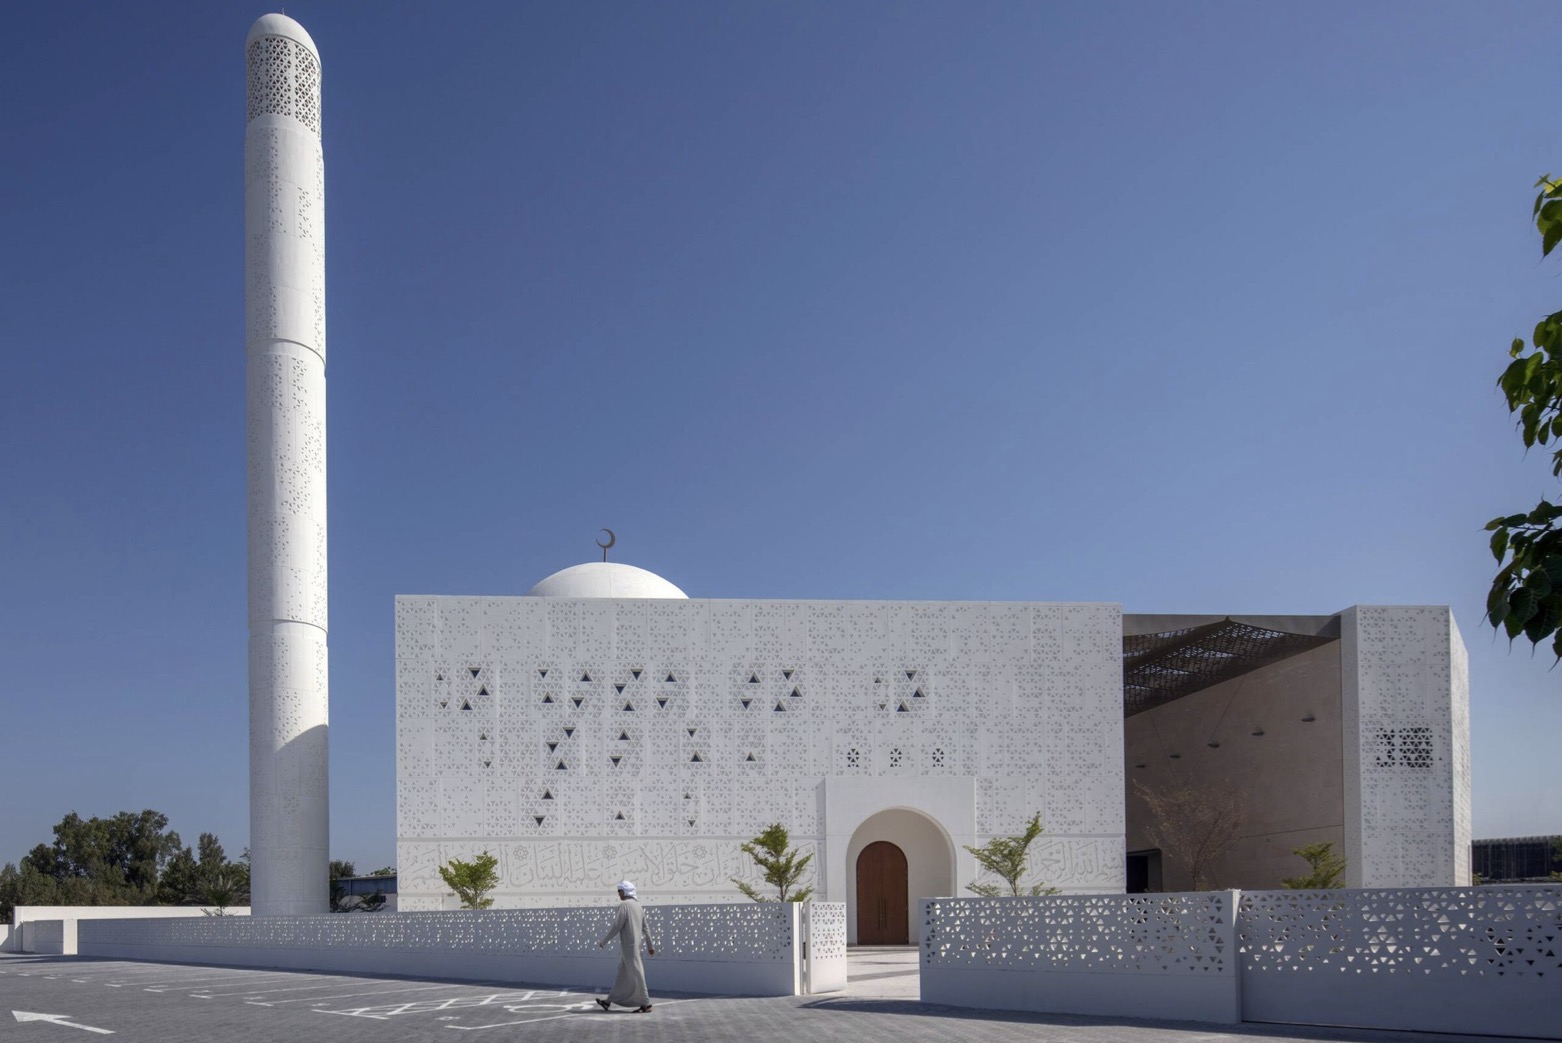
[272,983,475,1005]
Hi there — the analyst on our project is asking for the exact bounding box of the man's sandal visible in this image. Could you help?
[596,999,611,1011]
[636,1005,653,1013]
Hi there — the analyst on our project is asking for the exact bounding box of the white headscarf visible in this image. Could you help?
[616,880,637,898]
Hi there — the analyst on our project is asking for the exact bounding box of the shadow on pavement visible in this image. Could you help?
[796,997,1530,1043]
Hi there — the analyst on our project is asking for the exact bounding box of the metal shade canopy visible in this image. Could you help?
[1123,618,1337,717]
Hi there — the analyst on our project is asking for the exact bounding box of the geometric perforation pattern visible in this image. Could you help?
[922,893,1234,974]
[79,902,796,961]
[1239,887,1562,978]
[247,35,321,136]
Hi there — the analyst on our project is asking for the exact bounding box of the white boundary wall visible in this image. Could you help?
[921,893,1239,1024]
[922,888,1561,1039]
[7,906,250,954]
[78,903,846,998]
[1240,887,1559,1038]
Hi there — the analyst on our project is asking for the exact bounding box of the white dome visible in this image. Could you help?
[247,13,318,54]
[524,562,688,599]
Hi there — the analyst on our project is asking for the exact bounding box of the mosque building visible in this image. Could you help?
[239,13,1470,930]
[394,552,1469,943]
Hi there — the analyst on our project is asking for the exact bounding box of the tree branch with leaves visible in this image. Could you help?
[731,823,814,903]
[964,812,1061,897]
[439,851,499,910]
[1487,174,1562,654]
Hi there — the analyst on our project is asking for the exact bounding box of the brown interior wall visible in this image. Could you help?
[1123,642,1343,891]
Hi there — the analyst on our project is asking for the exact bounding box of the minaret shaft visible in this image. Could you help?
[245,13,328,916]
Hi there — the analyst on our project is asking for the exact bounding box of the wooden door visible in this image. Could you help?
[856,840,909,944]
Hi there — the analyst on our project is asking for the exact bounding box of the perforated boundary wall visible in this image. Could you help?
[76,902,846,998]
[922,887,1560,1037]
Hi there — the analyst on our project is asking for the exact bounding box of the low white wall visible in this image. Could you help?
[802,901,848,994]
[79,903,838,998]
[0,925,10,952]
[11,905,250,955]
[24,920,67,956]
[921,893,1239,1024]
[922,887,1562,1040]
[1240,886,1560,1039]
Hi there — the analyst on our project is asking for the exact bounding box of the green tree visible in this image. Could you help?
[9,810,183,909]
[1280,841,1347,889]
[369,866,396,877]
[963,812,1061,897]
[329,860,357,912]
[197,864,249,916]
[438,852,499,910]
[1486,175,1562,654]
[731,823,814,903]
[157,833,246,906]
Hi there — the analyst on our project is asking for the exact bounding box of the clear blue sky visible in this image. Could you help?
[2,1,1559,873]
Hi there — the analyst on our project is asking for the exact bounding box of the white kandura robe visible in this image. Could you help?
[599,898,653,1007]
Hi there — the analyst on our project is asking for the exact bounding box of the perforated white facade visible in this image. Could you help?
[1341,606,1471,887]
[395,596,1125,916]
[246,12,330,916]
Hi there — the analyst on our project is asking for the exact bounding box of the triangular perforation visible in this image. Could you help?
[687,727,697,737]
[665,672,677,683]
[538,668,549,679]
[745,752,756,762]
[905,670,916,680]
[631,669,642,680]
[580,671,592,682]
[614,683,626,694]
[748,674,761,684]
[690,752,703,763]
[470,667,481,678]
[460,700,472,711]
[541,693,554,704]
[547,742,558,753]
[541,789,553,800]
[622,701,635,712]
[477,686,489,697]
[657,697,669,709]
[896,702,909,713]
[614,812,625,821]
[534,815,546,826]
[555,760,567,770]
[740,698,752,709]
[774,701,786,712]
[571,696,584,708]
[912,688,924,699]
[790,687,802,698]
[563,726,575,737]
[618,731,630,741]
[610,755,622,767]
[782,669,794,680]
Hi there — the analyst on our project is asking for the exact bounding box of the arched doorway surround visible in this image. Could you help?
[857,841,909,943]
[845,808,955,945]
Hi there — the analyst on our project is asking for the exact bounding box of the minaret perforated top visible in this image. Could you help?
[245,15,320,137]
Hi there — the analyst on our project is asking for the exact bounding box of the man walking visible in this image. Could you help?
[596,879,655,1013]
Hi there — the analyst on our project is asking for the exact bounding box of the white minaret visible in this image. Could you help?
[245,13,328,916]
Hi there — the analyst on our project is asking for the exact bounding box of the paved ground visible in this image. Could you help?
[0,951,1538,1043]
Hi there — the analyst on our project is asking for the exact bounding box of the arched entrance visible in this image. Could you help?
[856,841,909,944]
[844,807,955,945]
